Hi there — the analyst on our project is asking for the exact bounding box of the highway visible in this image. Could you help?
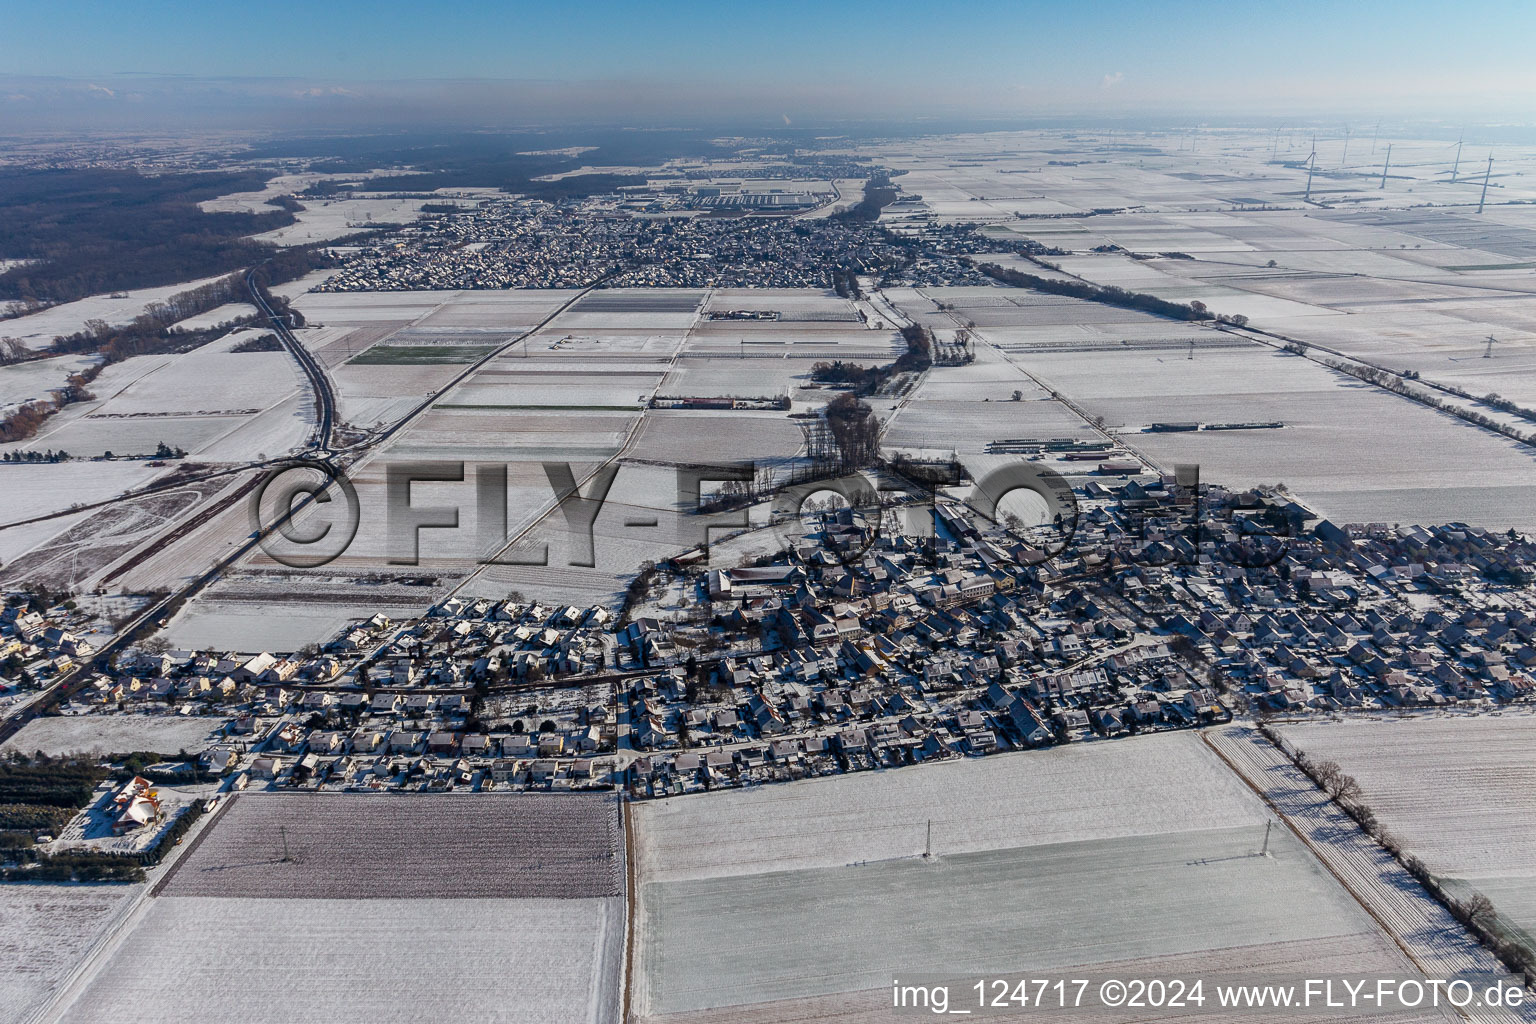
[246,268,336,452]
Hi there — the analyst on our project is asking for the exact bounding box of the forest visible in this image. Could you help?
[0,167,297,305]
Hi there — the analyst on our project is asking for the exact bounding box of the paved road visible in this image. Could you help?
[247,268,336,452]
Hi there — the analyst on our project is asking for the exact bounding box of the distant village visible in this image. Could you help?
[314,183,1009,293]
[5,466,1535,815]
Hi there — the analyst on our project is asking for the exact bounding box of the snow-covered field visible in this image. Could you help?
[631,734,1395,1020]
[0,714,226,757]
[0,883,144,1024]
[159,601,365,654]
[59,895,623,1024]
[0,461,166,530]
[0,276,232,351]
[250,196,434,245]
[45,789,627,1023]
[637,827,1372,1017]
[0,354,98,415]
[633,734,1262,883]
[160,792,623,899]
[1280,714,1536,944]
[1004,338,1536,530]
[636,932,1429,1023]
[22,332,307,461]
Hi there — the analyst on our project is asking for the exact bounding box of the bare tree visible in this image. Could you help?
[1312,758,1344,795]
[1334,773,1363,803]
[1464,892,1497,929]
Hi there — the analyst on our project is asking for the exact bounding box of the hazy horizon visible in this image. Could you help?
[3,0,1534,133]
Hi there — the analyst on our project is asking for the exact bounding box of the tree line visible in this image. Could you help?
[975,262,1225,322]
[0,167,298,305]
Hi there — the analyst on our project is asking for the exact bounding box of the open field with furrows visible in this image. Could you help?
[557,311,700,331]
[1048,254,1338,322]
[1263,306,1536,407]
[349,342,501,364]
[159,792,622,899]
[631,733,1413,1020]
[1,714,225,758]
[703,289,858,315]
[407,407,637,458]
[1278,714,1536,947]
[633,734,1264,883]
[294,290,451,323]
[635,934,1438,1024]
[445,379,654,409]
[58,895,623,1024]
[305,322,410,370]
[659,356,857,398]
[1010,342,1536,529]
[577,290,706,313]
[883,397,1095,451]
[637,828,1379,1018]
[626,410,806,464]
[684,325,901,360]
[0,883,145,1024]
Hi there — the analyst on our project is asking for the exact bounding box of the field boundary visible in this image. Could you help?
[622,795,637,1024]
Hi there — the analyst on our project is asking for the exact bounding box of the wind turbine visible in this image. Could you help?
[1451,130,1464,183]
[1478,155,1494,213]
[1379,145,1393,189]
[1304,140,1318,202]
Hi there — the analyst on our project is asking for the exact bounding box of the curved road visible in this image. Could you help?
[246,268,336,452]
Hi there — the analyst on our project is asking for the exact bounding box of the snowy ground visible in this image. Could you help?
[0,354,98,415]
[0,883,144,1024]
[59,895,623,1024]
[0,276,232,351]
[1,714,227,758]
[159,792,623,899]
[638,827,1372,1017]
[632,733,1264,883]
[631,733,1399,1020]
[46,789,626,1024]
[1280,713,1536,947]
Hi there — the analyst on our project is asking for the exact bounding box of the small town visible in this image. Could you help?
[6,464,1533,821]
[313,184,1011,292]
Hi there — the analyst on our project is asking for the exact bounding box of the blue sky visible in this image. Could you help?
[3,0,1534,126]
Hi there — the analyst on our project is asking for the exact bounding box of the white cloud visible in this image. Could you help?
[85,83,116,98]
[1100,71,1125,90]
[296,86,360,99]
